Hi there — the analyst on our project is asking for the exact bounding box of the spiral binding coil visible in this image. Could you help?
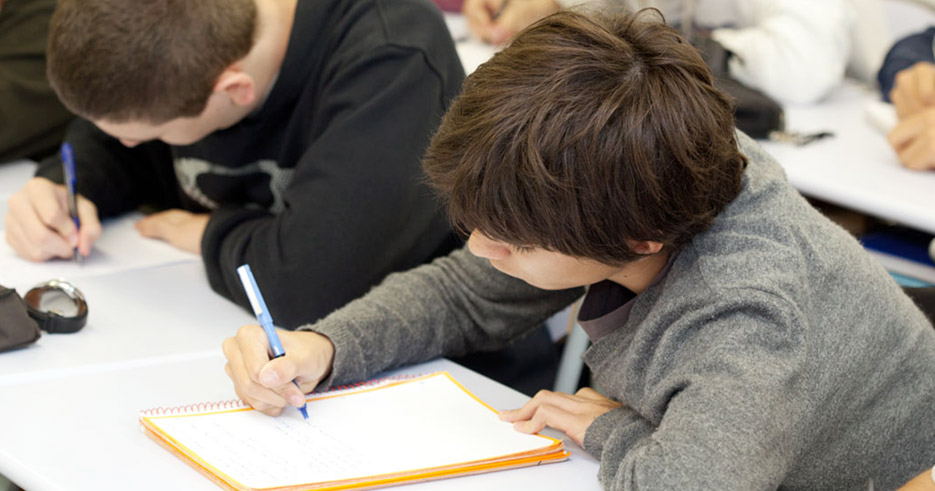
[314,372,423,395]
[140,399,248,418]
[139,372,428,419]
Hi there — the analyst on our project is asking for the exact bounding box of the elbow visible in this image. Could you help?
[730,60,843,105]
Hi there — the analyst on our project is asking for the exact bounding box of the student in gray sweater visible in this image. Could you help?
[222,10,935,490]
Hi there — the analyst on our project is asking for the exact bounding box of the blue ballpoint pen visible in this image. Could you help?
[236,264,309,420]
[61,143,83,266]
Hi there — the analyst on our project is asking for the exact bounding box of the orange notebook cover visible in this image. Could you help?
[139,372,568,491]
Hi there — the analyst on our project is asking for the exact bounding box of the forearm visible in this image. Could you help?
[577,291,814,490]
[712,1,849,104]
[301,246,582,386]
[582,390,803,490]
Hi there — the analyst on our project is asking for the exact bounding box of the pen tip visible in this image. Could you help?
[298,405,309,421]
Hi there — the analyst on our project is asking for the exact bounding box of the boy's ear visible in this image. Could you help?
[213,68,256,108]
[629,240,664,255]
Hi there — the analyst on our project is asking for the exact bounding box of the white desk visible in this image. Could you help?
[0,261,253,385]
[0,164,599,490]
[0,160,37,220]
[760,82,935,235]
[0,159,198,290]
[0,213,199,290]
[0,357,600,491]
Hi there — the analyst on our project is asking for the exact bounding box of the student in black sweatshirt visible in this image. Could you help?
[5,0,464,327]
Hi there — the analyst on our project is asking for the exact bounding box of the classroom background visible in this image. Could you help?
[3,0,935,489]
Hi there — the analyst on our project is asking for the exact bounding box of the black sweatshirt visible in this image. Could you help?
[37,0,465,328]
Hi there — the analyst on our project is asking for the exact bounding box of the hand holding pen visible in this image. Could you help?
[222,268,336,418]
[236,264,310,420]
[462,0,558,45]
[3,153,102,263]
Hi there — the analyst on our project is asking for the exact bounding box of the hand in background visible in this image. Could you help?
[890,62,935,120]
[5,177,102,261]
[463,0,560,45]
[222,325,335,416]
[135,209,208,254]
[888,107,935,170]
[498,387,622,447]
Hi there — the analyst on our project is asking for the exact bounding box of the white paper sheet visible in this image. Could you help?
[0,212,198,291]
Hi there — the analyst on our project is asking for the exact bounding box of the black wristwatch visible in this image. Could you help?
[24,279,89,334]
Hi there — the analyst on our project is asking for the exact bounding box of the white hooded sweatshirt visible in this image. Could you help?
[558,0,890,104]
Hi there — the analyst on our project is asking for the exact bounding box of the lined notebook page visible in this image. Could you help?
[143,372,560,490]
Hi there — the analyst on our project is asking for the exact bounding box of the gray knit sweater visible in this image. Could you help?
[305,133,935,490]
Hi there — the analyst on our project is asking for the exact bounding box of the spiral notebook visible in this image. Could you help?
[139,371,568,491]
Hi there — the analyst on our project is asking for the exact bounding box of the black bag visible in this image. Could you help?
[694,36,785,139]
[0,285,42,353]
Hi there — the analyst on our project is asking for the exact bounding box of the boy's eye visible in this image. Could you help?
[511,245,534,253]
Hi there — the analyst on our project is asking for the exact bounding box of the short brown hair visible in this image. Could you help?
[424,9,747,264]
[47,0,257,124]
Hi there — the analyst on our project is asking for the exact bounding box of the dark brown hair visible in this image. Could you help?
[47,0,257,124]
[424,9,747,264]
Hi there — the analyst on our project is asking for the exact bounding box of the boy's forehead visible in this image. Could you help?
[94,118,169,141]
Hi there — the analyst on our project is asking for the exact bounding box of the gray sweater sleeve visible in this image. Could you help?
[582,288,813,490]
[300,245,583,386]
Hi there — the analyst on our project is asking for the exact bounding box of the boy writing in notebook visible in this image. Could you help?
[222,10,935,490]
[3,0,463,326]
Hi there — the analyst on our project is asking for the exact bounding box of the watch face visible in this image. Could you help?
[35,288,80,317]
[24,280,88,334]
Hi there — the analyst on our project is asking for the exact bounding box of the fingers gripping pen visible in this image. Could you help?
[236,264,309,420]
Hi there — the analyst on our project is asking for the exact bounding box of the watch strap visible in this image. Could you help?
[23,285,88,334]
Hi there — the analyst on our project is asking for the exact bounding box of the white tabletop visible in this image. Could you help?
[0,357,600,491]
[0,261,254,385]
[0,150,599,490]
[760,82,935,234]
[0,160,37,220]
[0,213,199,291]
